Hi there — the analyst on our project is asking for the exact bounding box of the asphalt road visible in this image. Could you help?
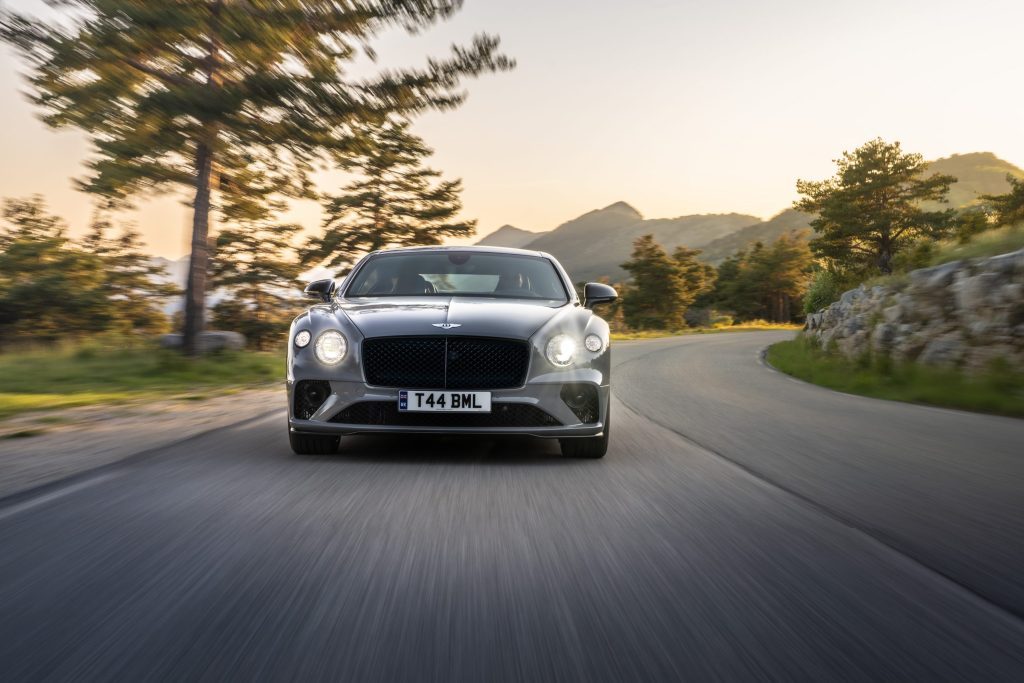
[1,331,1023,681]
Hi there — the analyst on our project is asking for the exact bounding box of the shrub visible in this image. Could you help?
[803,270,841,314]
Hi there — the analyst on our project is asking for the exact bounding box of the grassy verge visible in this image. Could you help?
[930,223,1024,265]
[767,337,1024,417]
[612,321,800,341]
[0,343,282,419]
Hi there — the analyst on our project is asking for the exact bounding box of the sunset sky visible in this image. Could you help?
[1,0,1022,258]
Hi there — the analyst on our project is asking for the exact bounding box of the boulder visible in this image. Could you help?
[159,331,246,353]
[804,248,1023,373]
[918,332,966,368]
[870,323,898,353]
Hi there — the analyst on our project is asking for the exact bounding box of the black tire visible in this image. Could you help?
[289,431,340,455]
[560,401,610,459]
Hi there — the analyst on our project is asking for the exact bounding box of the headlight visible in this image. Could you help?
[314,330,347,365]
[545,334,576,367]
[294,330,311,348]
[584,334,604,353]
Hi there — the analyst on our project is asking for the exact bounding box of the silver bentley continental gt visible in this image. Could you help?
[286,246,618,458]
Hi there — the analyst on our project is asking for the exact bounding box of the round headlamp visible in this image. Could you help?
[545,334,577,367]
[584,334,604,353]
[314,330,348,365]
[294,330,311,348]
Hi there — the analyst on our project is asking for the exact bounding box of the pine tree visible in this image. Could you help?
[0,197,109,339]
[672,245,716,306]
[211,222,303,349]
[620,235,713,330]
[2,1,513,355]
[746,234,812,322]
[81,217,178,334]
[306,119,476,273]
[982,175,1024,226]
[795,138,956,275]
[709,234,812,322]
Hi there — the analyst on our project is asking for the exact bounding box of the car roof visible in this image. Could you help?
[368,245,553,259]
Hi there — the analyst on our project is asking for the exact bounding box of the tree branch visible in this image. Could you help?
[123,56,189,88]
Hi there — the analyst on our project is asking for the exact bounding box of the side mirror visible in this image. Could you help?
[304,279,336,303]
[583,282,618,309]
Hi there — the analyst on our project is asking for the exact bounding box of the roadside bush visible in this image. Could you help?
[803,270,841,314]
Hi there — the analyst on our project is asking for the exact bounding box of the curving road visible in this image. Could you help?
[1,332,1023,681]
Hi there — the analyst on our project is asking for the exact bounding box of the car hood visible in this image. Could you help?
[337,296,568,340]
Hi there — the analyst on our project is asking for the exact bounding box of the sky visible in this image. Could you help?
[1,0,1022,258]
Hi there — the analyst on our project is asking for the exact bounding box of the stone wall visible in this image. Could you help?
[804,248,1024,371]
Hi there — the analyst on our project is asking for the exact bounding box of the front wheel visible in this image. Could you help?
[289,431,340,455]
[559,401,610,459]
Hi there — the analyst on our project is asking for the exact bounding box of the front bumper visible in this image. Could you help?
[287,371,609,439]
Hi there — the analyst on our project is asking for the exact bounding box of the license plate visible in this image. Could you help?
[399,390,492,412]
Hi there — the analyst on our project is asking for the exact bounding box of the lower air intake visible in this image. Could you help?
[329,402,561,428]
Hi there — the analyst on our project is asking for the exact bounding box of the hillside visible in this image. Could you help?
[475,225,542,249]
[519,202,760,282]
[473,152,1024,282]
[924,152,1024,209]
[698,209,812,264]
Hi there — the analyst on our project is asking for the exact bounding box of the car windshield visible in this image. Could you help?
[345,251,569,302]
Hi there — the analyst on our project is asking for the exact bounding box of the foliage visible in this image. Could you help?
[795,138,957,275]
[211,221,303,349]
[0,196,110,339]
[1,1,513,354]
[619,235,714,329]
[610,321,800,341]
[927,223,1024,266]
[81,216,178,334]
[306,119,476,273]
[803,270,841,314]
[953,208,993,243]
[768,337,1024,418]
[0,341,280,419]
[0,197,176,342]
[711,233,812,322]
[981,175,1024,226]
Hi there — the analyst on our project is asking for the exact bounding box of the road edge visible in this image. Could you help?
[0,407,282,515]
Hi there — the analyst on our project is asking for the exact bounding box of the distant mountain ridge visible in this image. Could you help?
[477,152,1023,282]
[474,224,540,249]
[512,201,760,282]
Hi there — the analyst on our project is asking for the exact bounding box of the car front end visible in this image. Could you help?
[286,247,617,457]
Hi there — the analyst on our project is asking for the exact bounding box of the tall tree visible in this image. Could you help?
[711,234,812,322]
[619,235,713,330]
[210,221,303,349]
[982,175,1024,226]
[746,234,812,322]
[305,119,476,273]
[795,138,956,275]
[2,1,513,355]
[81,216,178,334]
[672,245,716,305]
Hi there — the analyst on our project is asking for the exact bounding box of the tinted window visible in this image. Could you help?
[346,252,568,302]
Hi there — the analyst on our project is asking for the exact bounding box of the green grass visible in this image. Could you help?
[930,223,1024,266]
[767,337,1024,417]
[0,343,282,419]
[612,321,800,341]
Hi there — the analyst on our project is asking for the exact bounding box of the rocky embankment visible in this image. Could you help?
[805,248,1024,371]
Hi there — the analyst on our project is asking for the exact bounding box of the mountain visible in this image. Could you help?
[924,152,1024,209]
[475,224,543,249]
[698,209,812,264]
[518,202,761,282]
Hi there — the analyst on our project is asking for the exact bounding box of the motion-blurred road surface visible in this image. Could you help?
[1,331,1022,681]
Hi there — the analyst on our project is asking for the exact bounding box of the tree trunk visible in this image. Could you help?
[182,142,214,357]
[878,237,893,275]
